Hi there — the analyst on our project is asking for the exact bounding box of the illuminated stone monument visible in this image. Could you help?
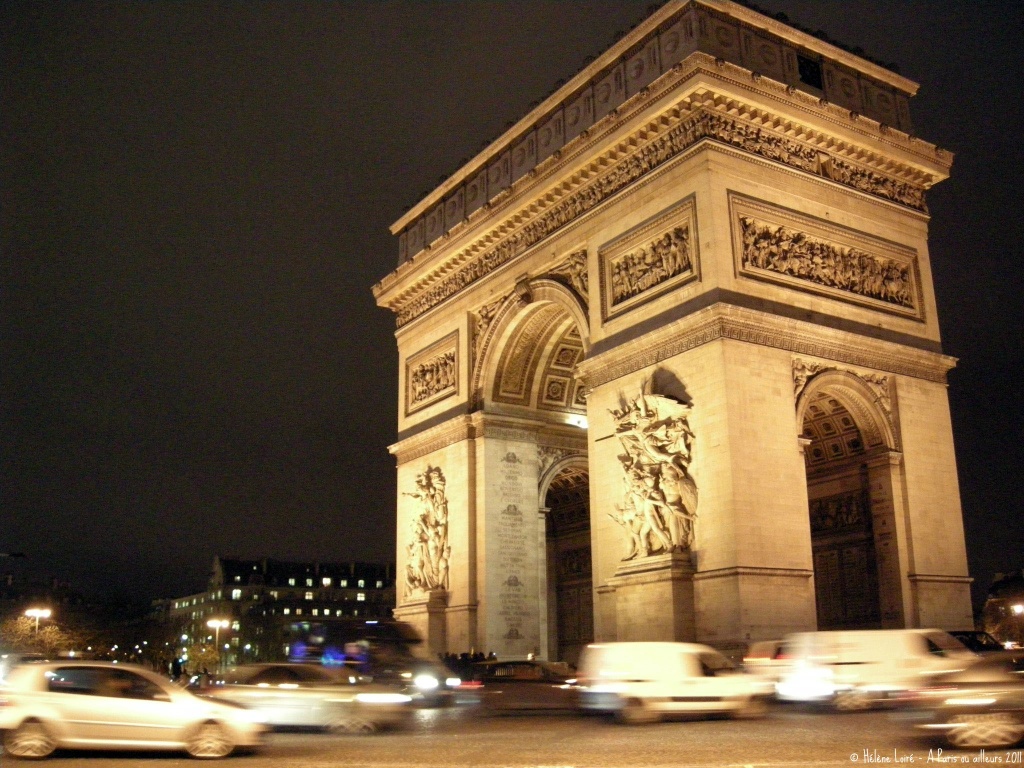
[373,0,973,661]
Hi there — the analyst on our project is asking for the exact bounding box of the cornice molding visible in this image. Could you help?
[375,66,944,328]
[574,304,956,391]
[389,417,473,465]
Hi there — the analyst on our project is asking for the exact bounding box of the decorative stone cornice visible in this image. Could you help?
[375,69,944,328]
[390,417,473,465]
[575,303,956,391]
[692,566,814,581]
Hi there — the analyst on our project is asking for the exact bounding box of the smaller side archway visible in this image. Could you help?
[538,455,591,665]
[796,368,907,629]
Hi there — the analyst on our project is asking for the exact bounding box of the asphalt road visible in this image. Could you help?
[15,703,1022,768]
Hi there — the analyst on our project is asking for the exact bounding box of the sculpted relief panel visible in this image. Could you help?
[608,383,698,560]
[403,466,450,595]
[405,332,458,415]
[600,198,699,321]
[731,193,922,319]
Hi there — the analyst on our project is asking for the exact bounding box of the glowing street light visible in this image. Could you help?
[207,619,230,670]
[24,608,51,633]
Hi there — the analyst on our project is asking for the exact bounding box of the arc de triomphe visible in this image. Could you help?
[373,0,972,663]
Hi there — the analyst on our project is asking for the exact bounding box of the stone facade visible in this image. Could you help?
[374,0,972,661]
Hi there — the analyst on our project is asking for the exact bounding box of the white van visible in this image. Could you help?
[775,629,976,710]
[576,641,773,723]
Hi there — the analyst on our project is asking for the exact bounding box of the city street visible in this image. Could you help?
[17,703,1020,768]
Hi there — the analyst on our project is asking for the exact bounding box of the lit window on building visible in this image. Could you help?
[312,609,319,616]
[324,609,331,616]
[305,591,313,600]
[306,578,313,587]
[376,580,383,588]
[283,608,290,615]
[296,608,303,616]
[270,590,278,599]
[358,580,365,588]
[233,575,241,583]
[231,621,240,631]
[288,578,296,586]
[340,579,348,588]
[357,593,366,602]
[231,589,241,600]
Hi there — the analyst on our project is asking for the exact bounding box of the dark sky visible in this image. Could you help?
[2,1,1021,609]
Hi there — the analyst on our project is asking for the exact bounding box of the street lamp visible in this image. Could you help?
[207,619,229,670]
[24,608,51,633]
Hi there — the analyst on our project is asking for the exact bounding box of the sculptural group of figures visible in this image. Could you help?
[409,351,456,404]
[740,216,915,308]
[610,226,692,305]
[403,466,450,593]
[609,386,698,560]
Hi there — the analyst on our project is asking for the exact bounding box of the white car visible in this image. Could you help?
[576,641,772,723]
[0,660,267,759]
[775,629,976,710]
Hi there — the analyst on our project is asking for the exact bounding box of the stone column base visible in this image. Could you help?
[603,552,695,642]
[394,589,449,656]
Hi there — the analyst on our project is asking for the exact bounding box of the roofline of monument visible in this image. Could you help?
[390,0,921,235]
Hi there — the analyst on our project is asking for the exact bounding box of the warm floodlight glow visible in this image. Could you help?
[25,608,51,632]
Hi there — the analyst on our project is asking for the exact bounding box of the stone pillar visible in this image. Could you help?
[477,420,542,658]
[865,450,910,627]
[603,553,696,641]
[393,589,449,657]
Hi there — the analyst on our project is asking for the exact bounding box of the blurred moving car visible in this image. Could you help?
[197,663,413,733]
[461,659,577,713]
[285,619,461,706]
[742,639,791,685]
[0,653,46,685]
[576,642,772,723]
[0,660,266,759]
[775,629,976,710]
[900,650,1024,748]
[947,630,1005,654]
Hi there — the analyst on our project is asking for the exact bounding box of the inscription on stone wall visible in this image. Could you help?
[405,332,458,414]
[495,451,532,643]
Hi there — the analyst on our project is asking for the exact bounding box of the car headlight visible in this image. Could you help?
[445,676,462,688]
[413,674,439,691]
[355,692,413,704]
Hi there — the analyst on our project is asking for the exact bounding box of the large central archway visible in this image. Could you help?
[479,283,590,661]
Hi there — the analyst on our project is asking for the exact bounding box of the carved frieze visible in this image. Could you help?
[403,465,450,595]
[405,332,458,415]
[471,296,505,369]
[387,100,929,327]
[793,358,892,418]
[731,193,923,319]
[810,490,869,535]
[546,250,589,302]
[608,381,698,560]
[600,197,699,321]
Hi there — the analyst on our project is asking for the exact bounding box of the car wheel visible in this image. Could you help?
[184,721,234,759]
[615,697,659,725]
[328,715,378,735]
[3,720,57,759]
[732,696,768,720]
[834,689,872,712]
[947,713,1024,749]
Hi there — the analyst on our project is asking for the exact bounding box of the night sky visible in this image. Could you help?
[3,1,1021,609]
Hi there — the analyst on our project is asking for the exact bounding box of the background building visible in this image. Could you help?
[151,557,395,666]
